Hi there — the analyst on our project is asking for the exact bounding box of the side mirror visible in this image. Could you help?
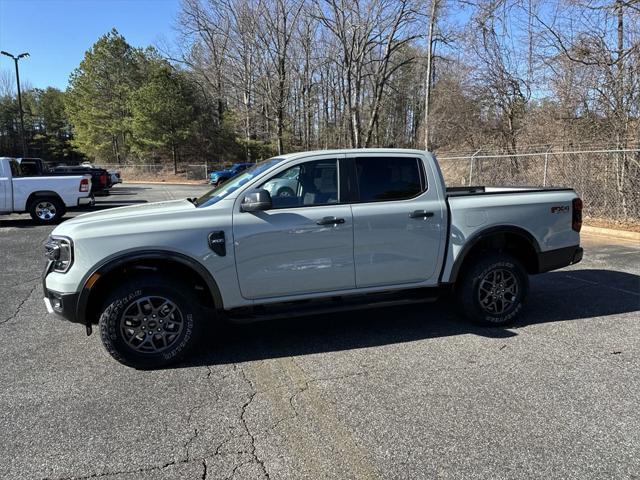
[241,189,272,212]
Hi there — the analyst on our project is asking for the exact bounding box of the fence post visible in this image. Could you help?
[468,149,480,185]
[543,147,552,186]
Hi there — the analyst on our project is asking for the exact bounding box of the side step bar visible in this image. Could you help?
[224,288,443,323]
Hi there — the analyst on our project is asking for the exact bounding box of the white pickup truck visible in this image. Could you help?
[1,157,93,223]
[43,149,583,368]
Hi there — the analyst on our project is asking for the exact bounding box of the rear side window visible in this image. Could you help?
[354,157,424,202]
[9,160,21,177]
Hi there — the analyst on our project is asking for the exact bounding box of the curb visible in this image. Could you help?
[121,181,209,186]
[582,225,640,242]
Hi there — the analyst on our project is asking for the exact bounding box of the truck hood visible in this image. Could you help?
[56,199,195,229]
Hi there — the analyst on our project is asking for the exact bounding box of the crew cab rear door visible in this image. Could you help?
[232,154,355,300]
[347,153,446,288]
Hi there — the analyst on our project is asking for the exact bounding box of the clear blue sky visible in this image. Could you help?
[0,0,180,91]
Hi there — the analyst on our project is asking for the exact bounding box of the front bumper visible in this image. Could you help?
[42,260,82,324]
[538,245,583,273]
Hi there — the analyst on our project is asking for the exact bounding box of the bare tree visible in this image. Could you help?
[0,69,15,97]
[316,0,420,148]
[257,0,304,154]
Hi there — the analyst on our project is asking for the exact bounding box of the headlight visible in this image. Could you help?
[45,236,74,273]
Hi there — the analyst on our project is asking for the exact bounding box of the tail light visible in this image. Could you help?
[79,178,90,192]
[100,174,107,185]
[572,197,583,232]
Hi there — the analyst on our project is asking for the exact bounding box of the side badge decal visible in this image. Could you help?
[551,205,570,214]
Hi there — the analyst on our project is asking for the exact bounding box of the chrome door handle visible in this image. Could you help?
[316,216,345,225]
[410,210,434,219]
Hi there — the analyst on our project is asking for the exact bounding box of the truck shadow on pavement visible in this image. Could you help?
[184,268,640,367]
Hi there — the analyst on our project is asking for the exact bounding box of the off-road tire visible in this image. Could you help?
[457,253,529,326]
[99,276,203,369]
[28,196,66,224]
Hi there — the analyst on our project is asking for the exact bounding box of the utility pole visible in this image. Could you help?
[1,51,30,157]
[423,0,440,152]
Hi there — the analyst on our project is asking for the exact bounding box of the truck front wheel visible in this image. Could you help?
[98,276,203,369]
[457,253,529,326]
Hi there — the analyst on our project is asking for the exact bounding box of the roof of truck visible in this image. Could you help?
[278,148,432,160]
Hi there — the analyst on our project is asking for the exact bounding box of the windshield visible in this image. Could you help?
[195,157,284,207]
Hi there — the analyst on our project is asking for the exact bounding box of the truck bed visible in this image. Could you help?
[446,186,574,197]
[446,185,573,197]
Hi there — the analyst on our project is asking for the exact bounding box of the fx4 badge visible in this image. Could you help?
[551,205,570,214]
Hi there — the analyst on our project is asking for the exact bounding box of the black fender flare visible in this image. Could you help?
[448,225,542,283]
[76,250,224,324]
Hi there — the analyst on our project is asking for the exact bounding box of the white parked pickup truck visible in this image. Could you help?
[1,157,93,223]
[43,149,583,368]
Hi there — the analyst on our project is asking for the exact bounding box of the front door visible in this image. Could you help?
[348,154,446,288]
[233,155,355,300]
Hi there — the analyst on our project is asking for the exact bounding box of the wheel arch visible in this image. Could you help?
[25,191,64,210]
[77,250,223,326]
[449,225,542,284]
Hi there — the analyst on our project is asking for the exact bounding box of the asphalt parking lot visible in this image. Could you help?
[1,183,639,480]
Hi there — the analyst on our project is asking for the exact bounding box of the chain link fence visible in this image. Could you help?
[100,163,215,182]
[99,149,640,222]
[438,149,640,222]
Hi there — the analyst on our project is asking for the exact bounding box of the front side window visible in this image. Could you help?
[195,158,284,207]
[261,159,339,208]
[355,157,424,202]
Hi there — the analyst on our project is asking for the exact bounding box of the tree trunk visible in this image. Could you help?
[172,142,177,175]
[113,135,121,165]
[276,54,286,155]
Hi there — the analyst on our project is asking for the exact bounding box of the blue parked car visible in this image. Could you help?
[209,163,253,186]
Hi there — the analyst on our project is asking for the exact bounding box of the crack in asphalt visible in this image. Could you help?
[0,275,41,287]
[201,459,208,480]
[259,361,370,435]
[1,281,39,325]
[236,364,271,480]
[183,365,227,461]
[287,366,369,423]
[41,458,203,480]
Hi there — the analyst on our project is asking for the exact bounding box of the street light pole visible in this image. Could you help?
[1,51,30,157]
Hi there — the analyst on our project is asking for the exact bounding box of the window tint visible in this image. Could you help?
[355,157,423,202]
[262,159,339,208]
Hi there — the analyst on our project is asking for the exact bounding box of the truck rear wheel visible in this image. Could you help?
[457,253,529,326]
[28,197,65,224]
[98,276,203,369]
